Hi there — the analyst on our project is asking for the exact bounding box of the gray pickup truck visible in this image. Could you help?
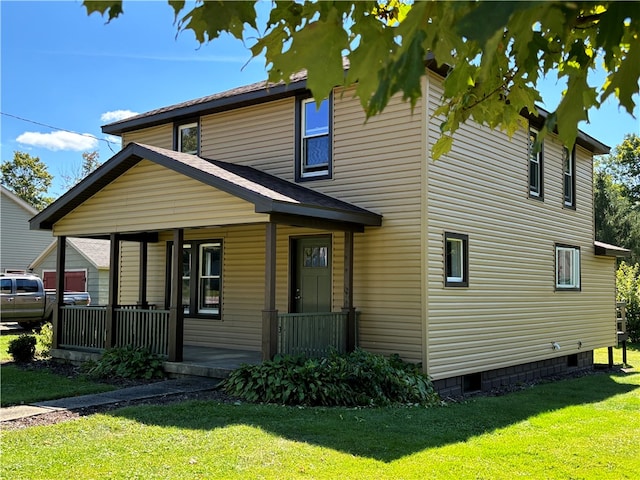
[0,274,91,328]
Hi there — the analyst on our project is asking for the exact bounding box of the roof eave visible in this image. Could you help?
[594,241,631,258]
[258,200,383,227]
[526,106,610,155]
[102,79,309,135]
[30,142,144,231]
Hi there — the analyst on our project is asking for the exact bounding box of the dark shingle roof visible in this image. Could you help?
[102,70,310,135]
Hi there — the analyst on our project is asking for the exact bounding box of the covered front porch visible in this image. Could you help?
[30,143,381,370]
[57,304,354,360]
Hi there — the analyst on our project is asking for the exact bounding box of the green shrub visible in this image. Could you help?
[222,348,440,407]
[35,322,53,357]
[8,335,37,363]
[84,346,165,380]
[617,262,640,342]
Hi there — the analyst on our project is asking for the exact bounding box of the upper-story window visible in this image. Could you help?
[563,146,575,208]
[296,97,332,181]
[176,121,199,155]
[528,126,543,199]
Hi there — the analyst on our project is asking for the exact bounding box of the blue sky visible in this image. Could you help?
[2,1,639,198]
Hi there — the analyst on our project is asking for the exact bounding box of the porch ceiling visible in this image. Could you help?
[30,142,382,233]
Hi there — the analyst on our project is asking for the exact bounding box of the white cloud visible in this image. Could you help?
[16,131,99,152]
[104,134,122,146]
[100,110,139,122]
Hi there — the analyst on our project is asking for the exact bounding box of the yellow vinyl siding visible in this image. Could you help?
[53,159,267,236]
[425,71,616,380]
[326,88,424,363]
[201,89,424,361]
[122,124,173,150]
[118,242,139,305]
[200,99,295,180]
[118,240,166,306]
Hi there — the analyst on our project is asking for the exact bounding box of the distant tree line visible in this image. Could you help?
[1,150,101,210]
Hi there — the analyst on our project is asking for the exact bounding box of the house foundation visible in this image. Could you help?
[432,351,594,398]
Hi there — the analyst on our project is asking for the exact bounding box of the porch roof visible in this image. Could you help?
[594,241,631,258]
[29,142,383,232]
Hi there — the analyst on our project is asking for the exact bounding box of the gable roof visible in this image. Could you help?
[29,143,382,232]
[30,238,111,270]
[102,70,310,136]
[1,185,39,216]
[102,64,609,155]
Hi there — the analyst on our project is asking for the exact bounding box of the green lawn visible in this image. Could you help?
[0,332,14,362]
[2,348,639,479]
[1,331,115,407]
[0,364,115,407]
[594,341,638,367]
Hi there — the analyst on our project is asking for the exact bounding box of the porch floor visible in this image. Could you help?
[164,345,262,379]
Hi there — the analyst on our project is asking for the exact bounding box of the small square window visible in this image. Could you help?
[529,126,543,199]
[445,232,469,287]
[176,121,199,155]
[296,96,332,180]
[555,244,580,290]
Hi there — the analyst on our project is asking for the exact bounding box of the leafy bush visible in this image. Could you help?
[617,262,640,342]
[8,334,37,363]
[222,349,440,407]
[84,346,165,380]
[35,322,53,357]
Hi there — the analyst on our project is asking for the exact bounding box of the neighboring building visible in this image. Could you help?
[1,185,52,273]
[30,238,110,305]
[30,67,626,396]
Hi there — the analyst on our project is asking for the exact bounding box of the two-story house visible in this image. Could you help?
[30,67,625,395]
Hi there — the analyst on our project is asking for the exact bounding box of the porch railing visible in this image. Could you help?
[115,307,169,355]
[59,305,169,355]
[59,306,107,351]
[277,312,348,357]
[59,307,349,359]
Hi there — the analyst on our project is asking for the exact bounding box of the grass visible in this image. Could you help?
[594,341,638,367]
[1,331,115,407]
[2,345,639,479]
[0,364,115,407]
[0,332,15,362]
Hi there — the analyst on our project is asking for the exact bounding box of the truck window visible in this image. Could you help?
[1,279,11,293]
[16,279,39,293]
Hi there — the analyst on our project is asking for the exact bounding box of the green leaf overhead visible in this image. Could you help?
[84,1,640,158]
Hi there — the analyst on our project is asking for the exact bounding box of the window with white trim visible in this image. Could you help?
[297,97,331,180]
[168,240,222,318]
[445,232,469,287]
[555,244,580,290]
[563,147,575,207]
[176,121,199,154]
[529,127,543,198]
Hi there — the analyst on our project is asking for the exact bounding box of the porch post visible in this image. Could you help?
[105,233,120,348]
[139,241,148,308]
[52,236,66,349]
[168,228,184,362]
[342,230,356,352]
[262,222,278,360]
